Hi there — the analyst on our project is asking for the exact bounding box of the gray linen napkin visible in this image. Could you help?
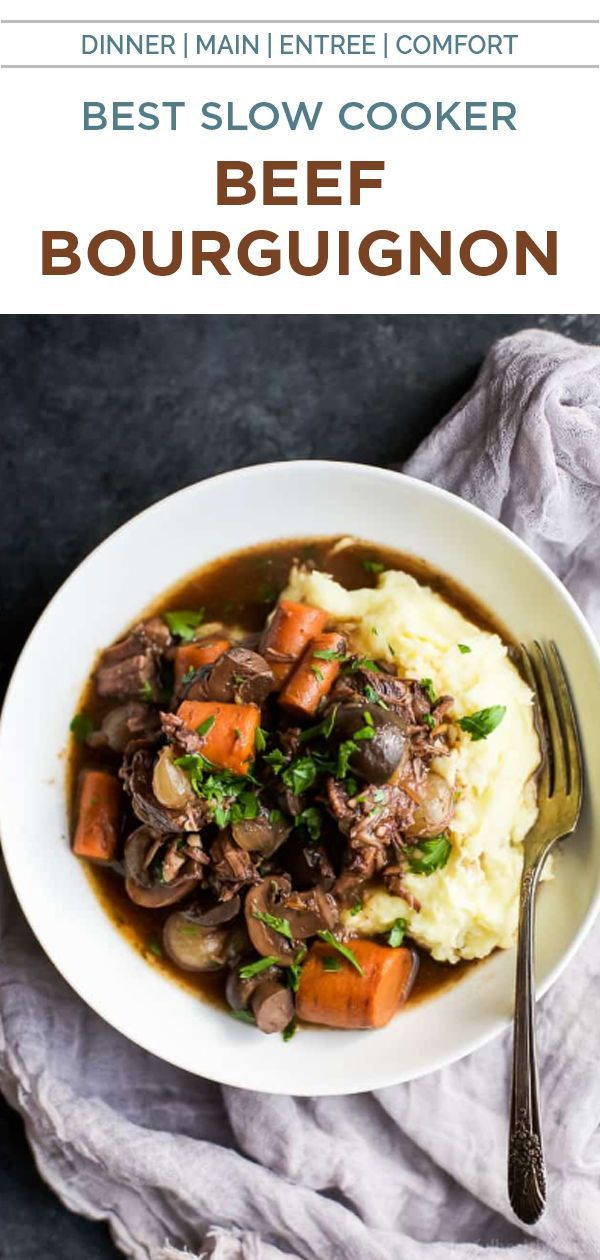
[1,328,600,1260]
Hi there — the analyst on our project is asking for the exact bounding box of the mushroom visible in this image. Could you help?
[331,704,408,784]
[405,771,455,839]
[225,957,280,1012]
[251,979,295,1034]
[231,809,291,857]
[245,877,297,965]
[279,887,338,940]
[123,827,200,908]
[205,647,275,706]
[186,894,241,927]
[162,910,232,972]
[244,876,338,964]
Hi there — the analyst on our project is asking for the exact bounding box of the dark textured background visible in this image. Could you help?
[1,312,599,1258]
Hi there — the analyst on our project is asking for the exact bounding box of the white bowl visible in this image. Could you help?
[1,461,599,1095]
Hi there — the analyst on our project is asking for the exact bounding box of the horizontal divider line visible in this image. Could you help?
[2,17,599,23]
[2,63,598,70]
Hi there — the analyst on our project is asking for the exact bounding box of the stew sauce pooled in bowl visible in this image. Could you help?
[69,537,540,1039]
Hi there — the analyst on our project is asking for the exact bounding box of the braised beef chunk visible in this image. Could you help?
[75,541,472,1038]
[96,617,171,700]
[209,831,260,901]
[205,647,275,705]
[96,652,157,701]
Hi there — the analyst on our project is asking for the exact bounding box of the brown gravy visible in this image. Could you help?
[71,536,505,1016]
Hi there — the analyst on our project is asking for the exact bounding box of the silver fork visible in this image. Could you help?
[508,642,583,1225]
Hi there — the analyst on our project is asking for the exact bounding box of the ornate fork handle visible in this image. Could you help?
[508,859,547,1224]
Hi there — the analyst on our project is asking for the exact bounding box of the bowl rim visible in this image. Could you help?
[2,458,600,1094]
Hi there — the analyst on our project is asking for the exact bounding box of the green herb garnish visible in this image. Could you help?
[282,1019,297,1042]
[139,680,154,702]
[69,713,93,743]
[458,643,472,655]
[251,910,293,941]
[311,665,325,682]
[147,937,163,957]
[196,715,216,738]
[423,713,436,730]
[387,918,407,948]
[281,755,319,796]
[364,684,388,708]
[295,805,323,841]
[362,559,384,574]
[238,955,279,980]
[288,949,307,992]
[322,955,342,972]
[231,1008,255,1024]
[420,678,438,705]
[255,726,268,752]
[174,753,259,828]
[317,931,364,974]
[458,705,506,741]
[298,705,338,745]
[408,835,452,875]
[313,648,347,662]
[164,609,205,641]
[349,900,363,916]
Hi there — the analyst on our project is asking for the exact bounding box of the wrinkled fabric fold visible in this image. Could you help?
[1,328,599,1260]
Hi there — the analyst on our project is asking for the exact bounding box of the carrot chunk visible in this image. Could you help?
[73,769,121,863]
[278,631,346,717]
[296,940,418,1029]
[176,699,259,775]
[261,600,328,684]
[173,637,229,684]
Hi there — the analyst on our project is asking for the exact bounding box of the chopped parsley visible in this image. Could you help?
[147,936,163,957]
[295,805,323,841]
[231,1008,255,1025]
[69,713,94,744]
[164,608,205,641]
[196,715,216,738]
[313,648,347,662]
[408,835,452,875]
[420,677,438,705]
[322,955,342,972]
[458,643,472,655]
[263,747,286,771]
[343,656,382,675]
[238,955,279,981]
[362,559,385,574]
[349,900,363,916]
[288,949,307,992]
[180,667,197,686]
[255,726,268,752]
[281,755,319,796]
[422,713,436,730]
[387,918,407,948]
[282,1019,297,1042]
[311,665,325,682]
[174,753,259,828]
[317,931,364,975]
[458,705,506,741]
[139,680,154,702]
[298,706,338,745]
[251,909,293,941]
[364,684,388,709]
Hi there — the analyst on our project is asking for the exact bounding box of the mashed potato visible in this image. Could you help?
[283,565,541,963]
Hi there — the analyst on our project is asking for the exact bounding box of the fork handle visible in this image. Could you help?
[508,860,547,1224]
